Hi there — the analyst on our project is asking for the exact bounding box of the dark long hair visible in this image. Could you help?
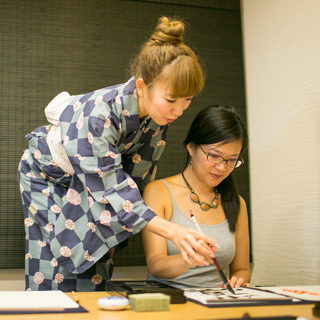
[183,105,248,232]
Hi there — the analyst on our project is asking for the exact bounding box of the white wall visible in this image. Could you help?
[241,0,320,286]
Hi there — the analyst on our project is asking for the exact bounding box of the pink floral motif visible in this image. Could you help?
[86,186,91,194]
[76,112,84,129]
[119,123,122,133]
[123,200,133,213]
[151,166,157,182]
[50,204,61,214]
[92,274,102,284]
[115,95,121,104]
[42,188,50,197]
[51,258,58,267]
[142,172,148,180]
[74,154,86,161]
[84,250,94,261]
[95,168,103,178]
[132,154,141,164]
[88,222,96,232]
[46,223,53,232]
[73,101,81,111]
[100,210,111,226]
[34,272,44,284]
[157,140,166,146]
[24,218,34,227]
[143,127,150,133]
[25,253,32,259]
[88,132,93,144]
[40,172,47,179]
[99,198,109,204]
[63,135,69,146]
[38,240,46,247]
[20,184,24,193]
[67,189,81,205]
[60,246,72,257]
[34,149,42,159]
[54,273,64,284]
[95,96,103,105]
[152,128,160,137]
[122,225,133,233]
[29,203,37,214]
[125,142,132,150]
[65,219,75,230]
[122,109,130,116]
[104,117,111,128]
[128,178,137,188]
[26,172,36,179]
[104,151,119,159]
[50,160,58,167]
[21,149,29,160]
[88,197,94,208]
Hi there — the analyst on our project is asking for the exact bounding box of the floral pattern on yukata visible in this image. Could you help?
[18,77,169,291]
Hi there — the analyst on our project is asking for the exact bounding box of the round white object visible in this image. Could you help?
[97,296,129,311]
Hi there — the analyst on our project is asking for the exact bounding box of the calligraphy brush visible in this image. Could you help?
[189,210,236,295]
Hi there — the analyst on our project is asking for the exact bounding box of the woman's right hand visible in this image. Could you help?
[171,225,217,267]
[144,216,217,267]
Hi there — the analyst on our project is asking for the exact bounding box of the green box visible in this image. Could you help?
[129,293,170,312]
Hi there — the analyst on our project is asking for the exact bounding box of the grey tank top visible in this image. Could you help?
[147,180,236,289]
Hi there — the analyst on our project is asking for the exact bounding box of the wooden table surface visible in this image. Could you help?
[1,291,317,320]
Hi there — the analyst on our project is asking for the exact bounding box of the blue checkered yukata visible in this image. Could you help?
[18,77,169,291]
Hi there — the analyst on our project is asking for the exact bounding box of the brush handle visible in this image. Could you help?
[189,211,235,295]
[213,258,235,295]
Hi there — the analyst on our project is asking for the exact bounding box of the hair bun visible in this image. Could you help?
[151,16,185,45]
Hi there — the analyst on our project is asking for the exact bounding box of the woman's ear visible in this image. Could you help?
[186,142,194,157]
[136,78,146,98]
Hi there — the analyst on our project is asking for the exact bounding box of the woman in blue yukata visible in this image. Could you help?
[142,106,251,289]
[18,16,218,291]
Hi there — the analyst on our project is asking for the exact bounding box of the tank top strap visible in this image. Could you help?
[160,179,178,210]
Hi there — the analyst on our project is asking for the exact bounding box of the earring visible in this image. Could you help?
[189,158,193,168]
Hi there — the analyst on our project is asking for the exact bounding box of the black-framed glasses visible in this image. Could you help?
[199,145,244,168]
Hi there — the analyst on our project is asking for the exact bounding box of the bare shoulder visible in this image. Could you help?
[237,195,248,222]
[239,195,247,210]
[143,179,168,194]
[144,174,180,194]
[143,178,171,205]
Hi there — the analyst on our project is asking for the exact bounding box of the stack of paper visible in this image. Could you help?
[0,291,79,311]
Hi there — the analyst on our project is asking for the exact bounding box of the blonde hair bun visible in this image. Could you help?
[151,16,185,45]
[130,16,204,97]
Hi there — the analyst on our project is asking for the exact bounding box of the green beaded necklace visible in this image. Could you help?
[181,172,219,211]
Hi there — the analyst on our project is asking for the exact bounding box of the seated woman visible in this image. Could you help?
[142,105,250,289]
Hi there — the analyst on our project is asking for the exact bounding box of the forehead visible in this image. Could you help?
[205,140,243,154]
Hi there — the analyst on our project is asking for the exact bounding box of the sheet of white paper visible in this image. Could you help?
[184,287,293,304]
[0,290,79,310]
[259,286,320,301]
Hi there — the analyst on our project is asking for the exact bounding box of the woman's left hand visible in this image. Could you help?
[220,276,250,289]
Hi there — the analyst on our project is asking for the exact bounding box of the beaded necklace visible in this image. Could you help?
[181,172,219,211]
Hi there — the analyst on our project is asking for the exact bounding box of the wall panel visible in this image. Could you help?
[0,0,247,267]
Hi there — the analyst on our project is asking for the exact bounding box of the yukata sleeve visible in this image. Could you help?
[50,98,156,274]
